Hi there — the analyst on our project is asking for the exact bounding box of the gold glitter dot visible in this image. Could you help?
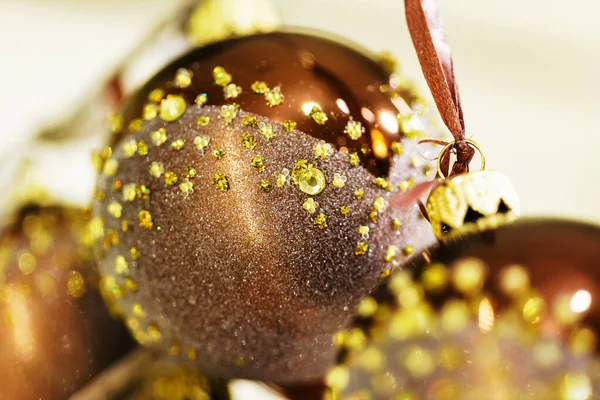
[148,88,165,103]
[251,81,270,94]
[354,188,364,199]
[402,346,435,377]
[399,177,415,192]
[373,177,392,191]
[197,115,210,126]
[369,210,379,222]
[359,346,385,372]
[314,141,333,158]
[130,247,140,261]
[137,140,149,156]
[147,323,161,341]
[355,242,369,255]
[179,179,194,196]
[122,139,138,157]
[104,229,119,249]
[149,161,165,178]
[358,225,370,237]
[277,171,289,187]
[220,104,238,122]
[441,300,469,333]
[402,246,413,256]
[357,297,378,317]
[160,95,186,122]
[115,255,129,275]
[523,296,545,324]
[292,160,326,195]
[213,149,225,159]
[384,245,399,262]
[283,120,297,132]
[391,141,404,155]
[499,264,530,297]
[135,185,151,200]
[242,133,257,149]
[186,348,198,360]
[259,179,273,193]
[121,220,129,232]
[193,135,210,152]
[213,173,229,192]
[422,263,448,293]
[129,119,143,132]
[344,119,364,140]
[452,257,486,294]
[224,83,242,99]
[94,190,106,201]
[103,159,119,177]
[251,156,265,172]
[174,68,193,88]
[373,197,388,211]
[164,171,178,185]
[67,271,86,298]
[309,105,328,125]
[349,152,360,166]
[184,166,197,178]
[213,66,232,86]
[150,128,168,146]
[112,180,122,191]
[303,198,318,214]
[265,86,284,107]
[143,103,158,120]
[195,93,207,106]
[243,115,259,127]
[332,173,346,188]
[138,210,153,229]
[314,213,327,229]
[171,139,185,151]
[392,218,401,230]
[18,252,37,275]
[132,303,146,318]
[340,205,350,215]
[259,122,274,140]
[109,114,123,133]
[107,201,122,219]
[325,366,350,391]
[88,217,104,241]
[122,183,137,201]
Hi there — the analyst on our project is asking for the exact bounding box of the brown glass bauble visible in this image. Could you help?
[332,219,600,399]
[0,206,134,400]
[93,31,436,382]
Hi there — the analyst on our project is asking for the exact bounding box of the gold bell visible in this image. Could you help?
[426,140,519,239]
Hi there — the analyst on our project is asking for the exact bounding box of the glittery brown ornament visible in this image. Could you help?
[0,206,134,400]
[93,32,436,383]
[331,219,600,399]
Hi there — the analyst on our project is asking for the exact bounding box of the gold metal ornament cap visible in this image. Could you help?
[426,170,520,239]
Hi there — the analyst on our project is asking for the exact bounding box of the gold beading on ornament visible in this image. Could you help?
[426,170,520,239]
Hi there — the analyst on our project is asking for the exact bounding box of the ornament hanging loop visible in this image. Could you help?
[436,139,486,179]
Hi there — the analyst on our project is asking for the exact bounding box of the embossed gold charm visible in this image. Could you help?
[426,170,519,239]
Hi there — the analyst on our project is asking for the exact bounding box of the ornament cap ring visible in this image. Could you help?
[437,138,486,178]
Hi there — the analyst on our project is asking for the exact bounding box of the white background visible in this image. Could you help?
[1,0,599,221]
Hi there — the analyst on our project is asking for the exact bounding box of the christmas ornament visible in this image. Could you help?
[0,206,133,400]
[331,218,600,399]
[92,31,438,382]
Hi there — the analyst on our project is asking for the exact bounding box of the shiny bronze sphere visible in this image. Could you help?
[93,32,436,382]
[0,206,133,400]
[333,219,600,399]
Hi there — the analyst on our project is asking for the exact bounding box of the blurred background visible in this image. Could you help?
[1,0,599,220]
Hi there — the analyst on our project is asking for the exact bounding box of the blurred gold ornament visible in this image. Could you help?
[187,0,280,47]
